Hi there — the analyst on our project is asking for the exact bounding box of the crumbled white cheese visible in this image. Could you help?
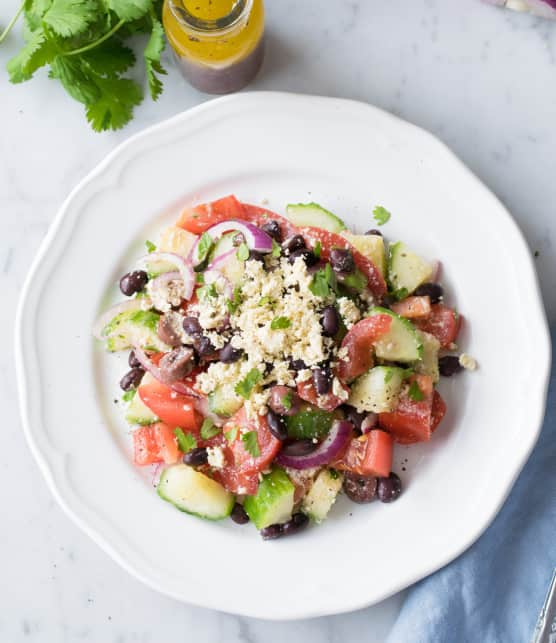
[459,353,478,371]
[207,446,225,469]
[337,297,361,329]
[147,279,186,313]
[332,377,349,401]
[205,330,226,349]
[296,368,313,383]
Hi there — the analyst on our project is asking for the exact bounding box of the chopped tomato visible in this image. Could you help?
[299,226,387,297]
[138,378,199,431]
[176,195,246,234]
[132,422,181,465]
[431,391,447,432]
[337,314,392,382]
[378,375,434,444]
[334,430,393,478]
[296,379,348,412]
[414,304,461,348]
[241,202,298,238]
[215,408,281,494]
[390,296,431,319]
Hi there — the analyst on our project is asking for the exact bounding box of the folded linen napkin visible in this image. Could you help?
[386,326,556,643]
[485,0,556,18]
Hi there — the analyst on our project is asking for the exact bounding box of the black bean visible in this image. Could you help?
[288,248,318,267]
[219,342,243,363]
[128,350,141,368]
[183,447,208,467]
[312,367,331,395]
[182,316,202,337]
[261,220,282,242]
[281,439,316,456]
[377,472,402,503]
[119,367,145,391]
[159,347,194,382]
[248,250,266,263]
[381,294,397,308]
[341,404,365,432]
[330,248,355,273]
[157,313,184,347]
[439,355,463,377]
[195,335,217,358]
[343,472,378,503]
[365,229,382,236]
[282,512,309,536]
[230,503,250,525]
[414,282,443,304]
[260,523,284,540]
[267,409,288,441]
[282,234,306,253]
[289,358,307,371]
[321,305,340,337]
[119,270,148,296]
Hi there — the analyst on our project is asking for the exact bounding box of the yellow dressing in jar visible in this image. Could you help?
[163,0,265,94]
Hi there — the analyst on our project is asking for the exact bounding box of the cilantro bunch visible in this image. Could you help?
[1,0,167,131]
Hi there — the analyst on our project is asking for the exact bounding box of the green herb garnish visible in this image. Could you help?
[271,239,281,258]
[313,240,322,259]
[174,427,197,453]
[281,390,293,410]
[226,285,242,313]
[270,316,291,330]
[198,283,217,299]
[122,388,136,402]
[197,232,214,264]
[258,296,272,306]
[408,380,425,402]
[225,426,239,443]
[392,287,409,301]
[145,239,156,253]
[236,242,250,261]
[200,418,221,440]
[241,431,260,458]
[373,206,391,226]
[3,0,167,132]
[329,468,339,480]
[195,272,205,284]
[309,262,336,298]
[234,368,262,399]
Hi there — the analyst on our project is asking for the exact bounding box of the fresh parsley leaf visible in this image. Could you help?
[196,232,213,263]
[225,426,239,443]
[234,368,262,399]
[106,0,151,21]
[122,388,136,402]
[145,239,156,253]
[408,380,424,402]
[144,16,166,100]
[241,431,260,458]
[174,427,197,453]
[236,242,250,261]
[313,240,322,259]
[42,0,97,38]
[309,262,336,298]
[270,316,291,330]
[373,205,391,226]
[271,239,281,258]
[200,418,221,440]
[281,390,293,410]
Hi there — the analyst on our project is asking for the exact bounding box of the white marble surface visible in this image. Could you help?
[1,0,555,641]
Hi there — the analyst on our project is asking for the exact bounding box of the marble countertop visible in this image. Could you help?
[1,1,555,640]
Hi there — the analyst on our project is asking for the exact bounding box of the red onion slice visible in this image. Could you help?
[275,420,353,469]
[190,220,273,267]
[132,345,201,398]
[92,298,151,341]
[137,252,194,300]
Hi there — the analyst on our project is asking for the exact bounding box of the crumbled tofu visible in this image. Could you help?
[337,297,361,329]
[459,353,477,371]
[207,446,225,469]
[147,279,186,313]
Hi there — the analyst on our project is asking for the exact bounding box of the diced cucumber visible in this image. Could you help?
[208,384,243,418]
[341,231,386,276]
[302,469,343,523]
[367,307,423,362]
[340,269,367,292]
[348,365,405,413]
[158,225,197,258]
[125,391,158,426]
[243,467,295,529]
[388,241,433,294]
[414,330,440,383]
[285,408,334,440]
[286,202,346,233]
[157,464,235,520]
[103,309,169,353]
[209,232,236,262]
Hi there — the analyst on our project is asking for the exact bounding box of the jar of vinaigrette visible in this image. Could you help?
[163,0,265,94]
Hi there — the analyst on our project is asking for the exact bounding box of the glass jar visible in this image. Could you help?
[163,0,265,94]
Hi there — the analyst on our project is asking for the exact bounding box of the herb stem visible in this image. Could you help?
[0,1,25,45]
[63,18,125,56]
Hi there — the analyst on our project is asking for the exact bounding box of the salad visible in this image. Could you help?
[94,195,474,539]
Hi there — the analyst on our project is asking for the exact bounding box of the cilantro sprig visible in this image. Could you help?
[174,427,197,453]
[1,0,167,132]
[241,431,260,458]
[309,263,337,298]
[408,380,425,402]
[234,368,262,399]
[270,316,291,330]
[373,205,391,226]
[200,418,221,440]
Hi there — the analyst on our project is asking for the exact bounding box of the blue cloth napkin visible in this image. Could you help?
[386,326,556,643]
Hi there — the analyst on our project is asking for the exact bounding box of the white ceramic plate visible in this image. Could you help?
[16,92,550,620]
